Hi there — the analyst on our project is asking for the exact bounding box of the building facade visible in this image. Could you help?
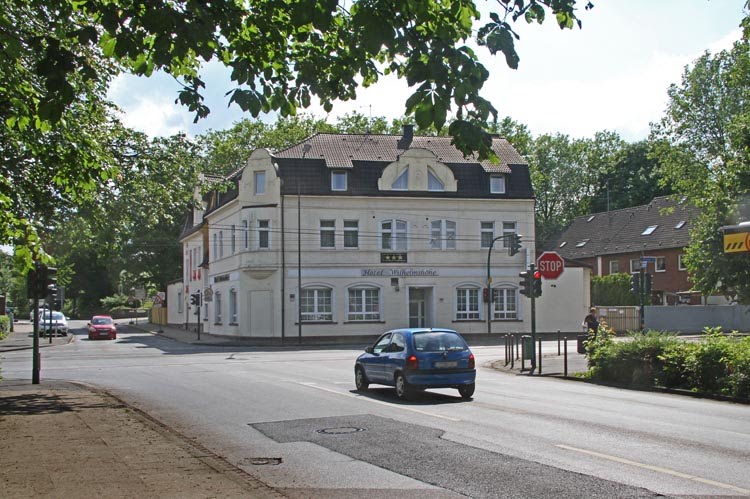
[178,128,538,339]
[546,196,704,305]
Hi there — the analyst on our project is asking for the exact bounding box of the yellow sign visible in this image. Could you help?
[724,231,750,253]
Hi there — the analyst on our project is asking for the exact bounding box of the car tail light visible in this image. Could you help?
[468,353,475,369]
[406,355,419,370]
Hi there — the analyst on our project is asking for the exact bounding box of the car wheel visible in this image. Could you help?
[395,373,413,400]
[458,383,475,399]
[355,366,369,391]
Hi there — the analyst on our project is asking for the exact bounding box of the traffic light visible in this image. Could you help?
[644,272,652,296]
[519,270,531,297]
[27,265,39,299]
[483,287,492,303]
[532,270,543,297]
[190,292,201,306]
[509,233,522,256]
[45,267,58,297]
[630,273,641,295]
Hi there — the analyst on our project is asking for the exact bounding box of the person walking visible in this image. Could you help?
[583,307,599,335]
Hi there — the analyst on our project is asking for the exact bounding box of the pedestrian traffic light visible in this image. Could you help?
[519,270,531,297]
[509,233,522,256]
[532,270,542,297]
[630,273,640,295]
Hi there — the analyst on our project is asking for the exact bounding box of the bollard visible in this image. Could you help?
[557,329,561,355]
[515,334,520,360]
[538,338,542,375]
[564,337,568,377]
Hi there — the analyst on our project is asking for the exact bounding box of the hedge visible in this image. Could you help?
[583,326,750,400]
[0,315,9,340]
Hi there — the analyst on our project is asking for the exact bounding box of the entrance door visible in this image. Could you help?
[409,288,426,328]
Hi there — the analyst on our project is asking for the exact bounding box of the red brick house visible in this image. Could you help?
[546,197,703,305]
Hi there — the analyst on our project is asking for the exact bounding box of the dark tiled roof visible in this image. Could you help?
[274,133,526,172]
[546,196,700,259]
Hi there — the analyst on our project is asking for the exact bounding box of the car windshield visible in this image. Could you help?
[413,331,467,352]
[92,317,113,325]
[41,312,64,320]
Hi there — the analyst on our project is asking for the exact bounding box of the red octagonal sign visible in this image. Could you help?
[536,251,564,280]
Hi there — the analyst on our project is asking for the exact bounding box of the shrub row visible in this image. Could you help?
[0,315,9,340]
[584,326,750,400]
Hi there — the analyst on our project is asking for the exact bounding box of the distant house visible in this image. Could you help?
[545,196,704,305]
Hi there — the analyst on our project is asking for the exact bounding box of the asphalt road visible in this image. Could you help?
[2,323,749,498]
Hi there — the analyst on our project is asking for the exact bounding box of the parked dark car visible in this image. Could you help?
[354,328,476,400]
[88,315,117,340]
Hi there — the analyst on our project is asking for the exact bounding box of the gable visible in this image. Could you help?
[377,149,458,192]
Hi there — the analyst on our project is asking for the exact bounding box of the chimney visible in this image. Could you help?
[398,124,414,149]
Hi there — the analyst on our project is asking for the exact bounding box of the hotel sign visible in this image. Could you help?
[362,268,439,277]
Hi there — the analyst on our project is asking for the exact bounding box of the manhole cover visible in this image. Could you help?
[243,457,282,466]
[316,426,366,435]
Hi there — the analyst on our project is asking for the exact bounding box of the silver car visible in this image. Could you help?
[40,311,69,336]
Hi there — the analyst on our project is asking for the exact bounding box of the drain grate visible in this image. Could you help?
[316,426,366,435]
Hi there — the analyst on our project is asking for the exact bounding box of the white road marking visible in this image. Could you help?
[298,382,461,422]
[556,444,750,495]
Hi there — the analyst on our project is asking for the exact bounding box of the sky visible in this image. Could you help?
[108,0,747,143]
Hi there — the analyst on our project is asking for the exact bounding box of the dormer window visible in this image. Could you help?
[428,170,444,191]
[331,171,347,191]
[642,225,658,235]
[391,168,408,190]
[490,175,506,194]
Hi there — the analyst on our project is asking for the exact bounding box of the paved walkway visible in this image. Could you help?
[0,319,590,497]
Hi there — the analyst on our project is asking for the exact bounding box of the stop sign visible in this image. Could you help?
[536,251,564,280]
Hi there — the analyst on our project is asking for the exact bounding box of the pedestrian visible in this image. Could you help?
[583,307,599,335]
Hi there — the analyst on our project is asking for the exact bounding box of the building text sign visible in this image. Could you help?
[362,268,439,277]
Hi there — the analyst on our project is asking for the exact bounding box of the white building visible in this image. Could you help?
[177,126,542,340]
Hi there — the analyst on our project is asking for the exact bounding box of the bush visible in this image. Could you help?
[586,325,750,399]
[0,315,9,340]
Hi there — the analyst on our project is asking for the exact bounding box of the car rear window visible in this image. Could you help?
[413,332,468,352]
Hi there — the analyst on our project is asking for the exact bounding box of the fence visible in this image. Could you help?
[150,306,167,325]
[596,306,640,333]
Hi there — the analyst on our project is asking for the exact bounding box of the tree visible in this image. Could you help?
[2,0,594,261]
[651,40,750,303]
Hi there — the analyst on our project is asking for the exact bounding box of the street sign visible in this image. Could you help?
[536,251,564,280]
[724,231,750,254]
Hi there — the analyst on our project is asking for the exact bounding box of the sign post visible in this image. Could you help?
[536,251,565,280]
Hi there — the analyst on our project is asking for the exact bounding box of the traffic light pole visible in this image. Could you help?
[32,300,40,384]
[529,263,537,373]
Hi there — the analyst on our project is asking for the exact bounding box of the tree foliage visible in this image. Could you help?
[651,40,750,303]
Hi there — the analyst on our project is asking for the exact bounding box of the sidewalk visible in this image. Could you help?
[0,322,72,353]
[0,380,285,499]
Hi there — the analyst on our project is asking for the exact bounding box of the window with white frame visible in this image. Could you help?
[218,230,224,258]
[177,291,183,313]
[456,286,480,320]
[320,220,336,248]
[258,220,270,249]
[609,260,620,274]
[229,288,237,323]
[492,287,517,320]
[381,219,407,250]
[344,220,359,248]
[347,287,380,321]
[678,254,687,270]
[214,291,222,324]
[427,170,444,191]
[231,225,236,254]
[391,169,408,190]
[254,171,266,195]
[480,221,494,248]
[502,222,516,248]
[655,256,666,272]
[242,220,249,249]
[430,220,456,250]
[490,175,506,194]
[331,171,347,191]
[300,287,332,322]
[630,259,641,273]
[212,233,217,261]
